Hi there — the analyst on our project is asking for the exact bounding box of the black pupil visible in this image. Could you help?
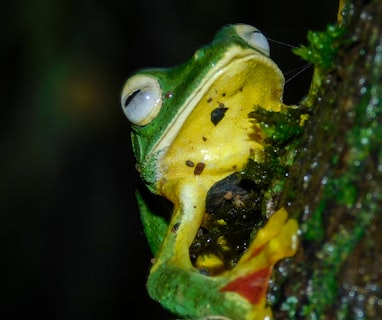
[124,89,141,108]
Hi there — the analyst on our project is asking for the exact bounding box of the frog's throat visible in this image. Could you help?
[149,47,284,160]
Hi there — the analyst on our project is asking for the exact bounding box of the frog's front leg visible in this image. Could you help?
[151,180,208,270]
[147,180,245,318]
[146,181,223,314]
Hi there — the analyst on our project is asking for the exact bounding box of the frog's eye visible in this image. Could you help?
[235,24,270,56]
[121,75,162,126]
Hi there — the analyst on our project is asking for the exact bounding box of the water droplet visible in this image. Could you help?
[361,137,369,145]
[310,161,318,169]
[303,174,311,189]
[360,11,372,21]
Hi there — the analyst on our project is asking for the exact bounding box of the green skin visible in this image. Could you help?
[121,24,297,319]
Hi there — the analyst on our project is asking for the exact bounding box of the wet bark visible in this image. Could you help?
[272,0,382,318]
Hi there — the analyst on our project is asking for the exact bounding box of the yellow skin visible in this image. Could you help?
[121,24,299,319]
[157,49,287,273]
[337,0,345,23]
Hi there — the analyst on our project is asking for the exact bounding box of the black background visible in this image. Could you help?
[1,0,338,319]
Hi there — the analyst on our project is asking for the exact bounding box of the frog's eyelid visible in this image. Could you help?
[121,75,162,126]
[235,24,270,57]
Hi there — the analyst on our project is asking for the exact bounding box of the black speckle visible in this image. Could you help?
[202,136,207,141]
[185,160,195,167]
[172,223,180,232]
[194,162,205,175]
[207,97,212,103]
[211,106,228,125]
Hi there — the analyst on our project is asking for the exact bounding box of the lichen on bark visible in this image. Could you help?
[271,0,382,318]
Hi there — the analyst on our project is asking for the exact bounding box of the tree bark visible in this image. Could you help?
[272,0,382,318]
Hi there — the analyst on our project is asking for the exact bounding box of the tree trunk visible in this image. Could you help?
[272,0,382,318]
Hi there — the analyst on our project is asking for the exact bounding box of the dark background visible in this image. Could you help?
[1,0,338,319]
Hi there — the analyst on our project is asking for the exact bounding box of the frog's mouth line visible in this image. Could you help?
[188,171,267,276]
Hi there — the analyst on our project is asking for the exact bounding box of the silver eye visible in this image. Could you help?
[121,74,162,126]
[235,24,270,56]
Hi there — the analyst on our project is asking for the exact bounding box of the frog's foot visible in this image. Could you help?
[147,193,298,320]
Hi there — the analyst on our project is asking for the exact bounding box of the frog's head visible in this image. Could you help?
[121,24,298,319]
[121,24,284,193]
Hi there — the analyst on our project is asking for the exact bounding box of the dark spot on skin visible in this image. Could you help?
[202,136,207,141]
[222,93,226,97]
[194,162,205,175]
[172,223,180,232]
[211,107,228,126]
[219,102,225,108]
[207,97,212,103]
[186,160,195,167]
[239,87,243,92]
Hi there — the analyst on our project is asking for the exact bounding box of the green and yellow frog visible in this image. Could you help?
[121,24,300,320]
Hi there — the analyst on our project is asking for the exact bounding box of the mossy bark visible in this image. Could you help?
[272,0,382,318]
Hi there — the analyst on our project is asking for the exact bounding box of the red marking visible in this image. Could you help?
[241,244,266,264]
[250,244,266,258]
[220,267,271,304]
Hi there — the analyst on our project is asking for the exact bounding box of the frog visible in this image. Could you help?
[121,24,300,320]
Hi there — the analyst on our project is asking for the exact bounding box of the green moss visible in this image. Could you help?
[293,24,346,71]
[327,176,358,208]
[293,23,348,107]
[302,200,325,242]
[242,158,276,186]
[302,86,380,313]
[249,106,306,147]
[302,207,374,318]
[280,296,299,319]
